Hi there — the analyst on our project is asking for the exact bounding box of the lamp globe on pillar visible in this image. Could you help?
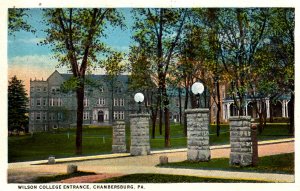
[191,82,204,108]
[134,93,144,113]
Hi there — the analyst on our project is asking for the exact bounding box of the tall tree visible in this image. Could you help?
[128,45,159,138]
[41,8,124,155]
[8,76,28,134]
[8,8,35,35]
[131,8,188,147]
[213,8,270,115]
[253,8,294,133]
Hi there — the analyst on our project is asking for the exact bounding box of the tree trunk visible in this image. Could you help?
[75,84,84,155]
[164,106,170,147]
[151,111,157,139]
[216,80,221,136]
[183,79,189,137]
[159,98,163,135]
[263,102,267,128]
[161,76,170,147]
[269,97,274,123]
[110,80,114,124]
[289,92,294,135]
[151,92,158,139]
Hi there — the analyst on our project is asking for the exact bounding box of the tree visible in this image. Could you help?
[128,45,159,138]
[8,76,28,134]
[41,8,124,155]
[208,8,270,116]
[8,8,35,35]
[253,8,294,134]
[131,8,188,147]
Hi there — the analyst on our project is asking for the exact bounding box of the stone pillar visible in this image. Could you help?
[229,116,252,166]
[186,108,210,162]
[129,114,151,156]
[112,121,127,153]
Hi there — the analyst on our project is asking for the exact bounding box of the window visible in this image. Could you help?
[84,98,89,107]
[36,112,41,120]
[83,112,89,120]
[30,87,34,92]
[36,87,41,92]
[97,98,105,105]
[119,98,124,106]
[49,98,62,106]
[30,112,34,121]
[58,98,62,106]
[114,98,124,106]
[51,87,60,94]
[42,113,46,120]
[31,98,34,106]
[114,98,118,106]
[49,113,54,121]
[43,87,47,92]
[36,98,41,106]
[43,98,47,106]
[58,113,62,120]
[114,111,124,120]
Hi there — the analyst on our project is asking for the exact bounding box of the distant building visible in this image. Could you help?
[29,71,291,132]
[210,84,291,123]
[29,70,184,132]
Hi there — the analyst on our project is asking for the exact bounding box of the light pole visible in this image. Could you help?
[191,82,204,108]
[134,93,144,113]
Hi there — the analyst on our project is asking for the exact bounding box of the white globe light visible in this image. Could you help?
[134,92,144,103]
[191,82,204,95]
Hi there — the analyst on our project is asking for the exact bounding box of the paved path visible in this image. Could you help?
[7,138,295,183]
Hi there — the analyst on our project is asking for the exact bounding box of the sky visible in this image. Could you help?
[8,8,134,93]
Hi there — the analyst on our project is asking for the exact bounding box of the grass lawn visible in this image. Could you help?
[97,173,269,183]
[8,123,293,162]
[33,171,96,183]
[158,153,294,174]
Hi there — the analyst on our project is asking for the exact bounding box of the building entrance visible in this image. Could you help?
[98,111,104,122]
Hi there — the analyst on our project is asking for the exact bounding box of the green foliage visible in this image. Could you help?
[159,153,294,174]
[60,77,80,93]
[8,76,29,132]
[40,8,125,154]
[41,8,125,71]
[8,8,35,35]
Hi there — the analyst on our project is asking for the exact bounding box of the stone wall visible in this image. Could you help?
[229,116,252,166]
[129,114,150,156]
[112,121,127,153]
[185,108,210,162]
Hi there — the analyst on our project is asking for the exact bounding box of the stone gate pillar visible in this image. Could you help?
[112,121,127,153]
[185,108,210,162]
[229,116,252,166]
[129,114,151,156]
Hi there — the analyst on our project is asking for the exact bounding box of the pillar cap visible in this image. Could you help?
[129,113,150,118]
[229,116,251,121]
[185,108,209,114]
[113,121,126,125]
